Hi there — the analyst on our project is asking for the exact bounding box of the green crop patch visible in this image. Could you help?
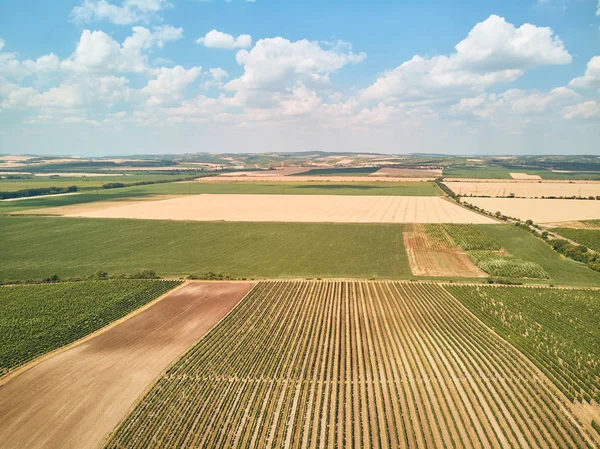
[0,279,181,376]
[440,224,502,250]
[468,251,550,279]
[445,285,600,403]
[0,217,411,281]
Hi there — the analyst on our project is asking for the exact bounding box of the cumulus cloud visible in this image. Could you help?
[196,30,252,49]
[142,65,202,105]
[361,15,571,102]
[569,56,600,90]
[61,26,181,74]
[451,87,581,119]
[3,85,82,109]
[0,37,4,52]
[209,67,228,81]
[563,101,600,119]
[225,37,366,95]
[71,0,171,25]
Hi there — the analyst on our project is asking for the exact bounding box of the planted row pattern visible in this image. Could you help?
[446,284,600,403]
[105,281,595,449]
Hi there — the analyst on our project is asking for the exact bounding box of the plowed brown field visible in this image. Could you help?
[0,282,254,449]
[404,224,487,277]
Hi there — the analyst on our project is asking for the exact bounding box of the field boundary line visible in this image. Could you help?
[0,280,189,387]
[100,280,260,448]
[439,284,600,446]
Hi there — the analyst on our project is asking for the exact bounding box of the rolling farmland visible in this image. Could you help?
[0,280,180,377]
[105,281,596,449]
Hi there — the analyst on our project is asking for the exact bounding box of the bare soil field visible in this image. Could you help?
[67,194,498,224]
[369,167,442,178]
[199,175,435,182]
[510,173,542,180]
[466,197,600,223]
[404,224,487,277]
[0,281,254,449]
[445,181,600,198]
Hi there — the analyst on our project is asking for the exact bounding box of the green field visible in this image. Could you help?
[555,228,600,252]
[0,217,411,281]
[468,250,550,279]
[0,181,441,214]
[0,174,201,192]
[446,285,600,402]
[0,279,181,376]
[2,217,600,286]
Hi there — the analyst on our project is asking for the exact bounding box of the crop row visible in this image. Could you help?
[105,281,595,449]
[445,284,600,404]
[439,224,502,251]
[468,251,550,279]
[0,279,181,376]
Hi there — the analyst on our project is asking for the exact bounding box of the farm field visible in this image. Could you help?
[0,279,180,376]
[466,198,600,223]
[0,282,254,449]
[0,181,441,214]
[0,217,411,280]
[297,166,379,176]
[370,167,442,177]
[199,175,436,182]
[65,194,497,224]
[403,224,487,277]
[444,181,600,198]
[443,166,600,180]
[553,228,600,252]
[416,224,549,279]
[0,173,199,192]
[446,285,600,406]
[105,280,597,449]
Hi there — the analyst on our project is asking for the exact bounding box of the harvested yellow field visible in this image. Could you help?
[67,194,497,224]
[199,175,433,182]
[369,167,442,178]
[510,173,542,180]
[218,167,310,177]
[466,198,600,223]
[445,181,600,198]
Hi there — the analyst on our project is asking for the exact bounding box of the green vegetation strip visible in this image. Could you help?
[0,279,181,376]
[445,285,600,403]
[0,217,411,281]
[554,228,600,253]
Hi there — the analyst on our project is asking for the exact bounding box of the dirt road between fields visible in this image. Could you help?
[0,281,255,449]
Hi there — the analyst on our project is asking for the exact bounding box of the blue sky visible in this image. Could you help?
[0,0,599,155]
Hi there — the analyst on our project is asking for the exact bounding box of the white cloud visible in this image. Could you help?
[225,37,366,94]
[361,15,571,102]
[563,101,600,119]
[71,0,171,25]
[142,65,202,105]
[152,25,184,48]
[0,37,5,52]
[61,26,180,74]
[451,87,581,119]
[209,67,228,81]
[569,56,600,90]
[196,30,252,49]
[3,85,82,109]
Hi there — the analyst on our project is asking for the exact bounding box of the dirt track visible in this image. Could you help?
[66,194,497,224]
[0,282,254,449]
